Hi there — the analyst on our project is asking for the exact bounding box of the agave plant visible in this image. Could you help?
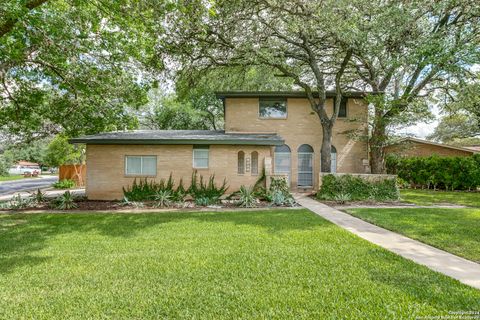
[29,188,47,203]
[154,190,172,208]
[52,191,77,210]
[237,186,256,208]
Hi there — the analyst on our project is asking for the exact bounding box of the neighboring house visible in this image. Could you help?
[385,137,478,158]
[70,91,373,200]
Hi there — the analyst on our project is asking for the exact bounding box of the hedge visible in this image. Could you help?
[316,174,399,201]
[386,154,480,190]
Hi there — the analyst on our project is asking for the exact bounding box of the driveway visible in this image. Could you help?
[0,176,58,196]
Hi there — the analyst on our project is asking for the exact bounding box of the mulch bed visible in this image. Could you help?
[0,199,296,212]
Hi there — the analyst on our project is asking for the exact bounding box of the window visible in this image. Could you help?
[331,146,337,173]
[193,145,209,168]
[251,151,258,175]
[237,151,245,174]
[297,144,314,187]
[259,98,287,119]
[338,97,347,118]
[274,144,291,182]
[125,156,157,176]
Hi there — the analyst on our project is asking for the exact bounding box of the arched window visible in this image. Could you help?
[238,151,245,174]
[251,151,259,175]
[331,146,337,173]
[274,144,291,182]
[297,144,314,187]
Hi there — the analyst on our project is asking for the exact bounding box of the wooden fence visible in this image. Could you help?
[59,164,86,187]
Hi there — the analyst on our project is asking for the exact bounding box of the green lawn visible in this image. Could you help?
[0,210,479,319]
[401,189,480,207]
[0,175,24,182]
[346,208,480,263]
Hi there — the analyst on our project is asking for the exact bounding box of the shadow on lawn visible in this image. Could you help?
[0,209,326,274]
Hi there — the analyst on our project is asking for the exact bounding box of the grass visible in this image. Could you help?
[346,208,480,263]
[400,189,480,207]
[0,209,479,319]
[0,175,24,182]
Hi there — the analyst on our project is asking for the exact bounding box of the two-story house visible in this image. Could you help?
[70,91,371,200]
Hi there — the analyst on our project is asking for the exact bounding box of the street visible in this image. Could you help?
[0,176,59,196]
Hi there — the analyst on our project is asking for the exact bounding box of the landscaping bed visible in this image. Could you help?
[0,209,478,318]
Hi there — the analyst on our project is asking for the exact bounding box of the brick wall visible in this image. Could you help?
[224,97,370,189]
[86,144,271,200]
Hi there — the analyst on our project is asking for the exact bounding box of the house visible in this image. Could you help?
[385,137,478,158]
[70,91,373,200]
[8,161,41,175]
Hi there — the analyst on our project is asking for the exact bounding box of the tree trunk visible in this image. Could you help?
[320,122,333,173]
[370,116,387,174]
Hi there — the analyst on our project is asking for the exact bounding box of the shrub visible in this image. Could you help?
[188,171,228,205]
[154,190,172,208]
[386,154,480,191]
[0,194,33,210]
[53,179,76,189]
[268,177,295,206]
[123,174,177,201]
[29,189,47,203]
[237,186,257,208]
[317,174,399,202]
[52,191,77,210]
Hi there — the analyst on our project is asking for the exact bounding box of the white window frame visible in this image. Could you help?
[193,147,209,169]
[125,155,157,176]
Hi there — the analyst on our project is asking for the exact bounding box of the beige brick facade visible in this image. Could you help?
[225,97,370,189]
[86,144,271,200]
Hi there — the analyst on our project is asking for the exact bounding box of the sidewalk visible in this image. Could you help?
[295,195,480,290]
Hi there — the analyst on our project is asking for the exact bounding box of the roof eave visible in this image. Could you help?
[215,91,383,99]
[69,138,284,146]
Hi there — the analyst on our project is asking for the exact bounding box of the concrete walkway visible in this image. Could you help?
[295,195,480,290]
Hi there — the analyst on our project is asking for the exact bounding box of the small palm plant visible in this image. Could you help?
[53,191,77,210]
[30,188,47,204]
[154,190,172,208]
[237,186,256,208]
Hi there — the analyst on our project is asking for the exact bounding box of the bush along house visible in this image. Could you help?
[70,91,373,200]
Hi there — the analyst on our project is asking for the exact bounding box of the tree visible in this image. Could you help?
[0,0,166,140]
[345,0,480,172]
[428,114,479,142]
[139,91,211,130]
[43,135,83,167]
[160,0,356,172]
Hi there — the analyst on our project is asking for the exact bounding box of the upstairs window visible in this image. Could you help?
[125,156,157,176]
[338,97,347,118]
[259,98,287,119]
[193,145,209,168]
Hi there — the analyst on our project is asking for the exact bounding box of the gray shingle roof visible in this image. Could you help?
[69,130,284,146]
[215,91,382,99]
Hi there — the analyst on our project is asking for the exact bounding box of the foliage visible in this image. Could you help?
[153,190,172,208]
[122,174,191,203]
[51,191,77,210]
[53,179,76,189]
[0,156,10,176]
[188,171,228,206]
[386,154,480,191]
[267,177,295,206]
[43,135,83,167]
[237,186,257,208]
[347,207,480,263]
[317,174,399,202]
[29,189,47,203]
[333,193,352,204]
[427,114,479,143]
[0,194,32,210]
[0,0,163,139]
[1,140,48,166]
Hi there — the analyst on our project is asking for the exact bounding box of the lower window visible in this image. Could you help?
[125,156,157,176]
